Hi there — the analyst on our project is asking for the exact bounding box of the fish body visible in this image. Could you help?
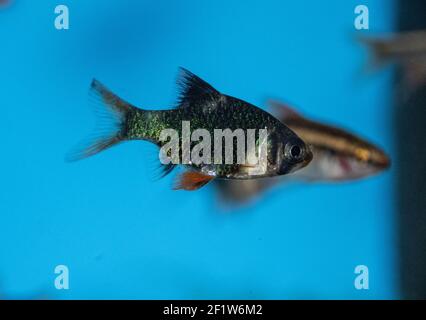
[71,69,312,190]
[275,102,390,181]
[216,101,390,203]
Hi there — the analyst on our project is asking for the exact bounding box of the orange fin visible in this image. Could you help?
[173,172,214,191]
[267,100,303,122]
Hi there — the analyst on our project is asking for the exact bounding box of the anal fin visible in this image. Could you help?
[173,172,214,191]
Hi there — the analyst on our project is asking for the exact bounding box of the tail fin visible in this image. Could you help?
[67,79,134,161]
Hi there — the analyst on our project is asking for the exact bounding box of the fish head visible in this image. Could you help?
[275,136,313,175]
[304,143,390,181]
[345,143,390,179]
[267,99,391,182]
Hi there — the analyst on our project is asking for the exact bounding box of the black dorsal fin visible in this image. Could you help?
[176,67,221,109]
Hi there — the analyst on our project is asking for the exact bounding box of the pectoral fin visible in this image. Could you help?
[173,171,214,191]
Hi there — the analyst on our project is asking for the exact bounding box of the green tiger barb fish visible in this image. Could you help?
[70,68,312,190]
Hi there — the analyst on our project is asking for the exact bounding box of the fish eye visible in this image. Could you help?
[284,140,305,162]
[290,145,301,158]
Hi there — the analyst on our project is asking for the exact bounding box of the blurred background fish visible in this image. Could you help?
[0,0,11,8]
[216,100,390,203]
[360,30,426,90]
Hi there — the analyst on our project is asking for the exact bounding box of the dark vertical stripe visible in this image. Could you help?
[396,0,426,299]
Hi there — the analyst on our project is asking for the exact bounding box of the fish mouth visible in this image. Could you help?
[375,152,391,170]
[301,146,313,168]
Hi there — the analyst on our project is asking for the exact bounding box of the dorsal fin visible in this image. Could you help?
[176,67,221,109]
[267,99,304,122]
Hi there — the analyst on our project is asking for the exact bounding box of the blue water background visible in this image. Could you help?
[0,0,397,299]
